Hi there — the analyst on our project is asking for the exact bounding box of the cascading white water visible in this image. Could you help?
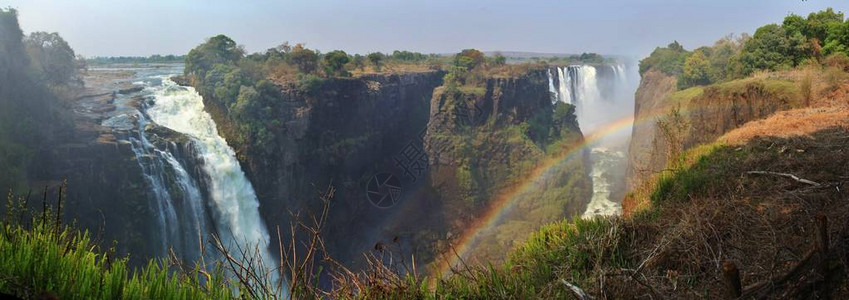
[103,66,212,262]
[547,62,637,218]
[161,149,209,261]
[550,65,606,132]
[573,66,604,126]
[126,114,184,257]
[548,69,558,104]
[146,77,279,282]
[581,147,624,218]
[557,67,573,105]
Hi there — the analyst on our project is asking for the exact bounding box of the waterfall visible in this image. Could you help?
[161,149,209,262]
[581,147,624,218]
[547,62,637,218]
[548,69,558,104]
[126,112,201,259]
[555,66,573,105]
[146,77,279,283]
[101,66,283,295]
[548,65,604,131]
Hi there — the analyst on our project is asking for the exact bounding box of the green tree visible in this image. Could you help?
[638,41,690,76]
[708,34,746,81]
[492,52,507,66]
[454,49,485,70]
[805,8,844,43]
[230,85,259,120]
[578,52,604,63]
[215,67,247,104]
[737,24,807,75]
[678,50,711,89]
[823,20,849,55]
[0,9,28,82]
[289,44,318,74]
[391,50,427,61]
[351,54,365,71]
[24,31,79,85]
[323,50,350,77]
[368,52,385,72]
[783,14,807,37]
[185,35,244,78]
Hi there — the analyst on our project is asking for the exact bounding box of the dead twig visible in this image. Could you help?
[745,171,821,187]
[561,279,593,300]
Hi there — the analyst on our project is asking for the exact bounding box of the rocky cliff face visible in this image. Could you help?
[30,76,167,266]
[687,80,799,145]
[625,70,801,200]
[625,70,678,191]
[37,70,221,266]
[198,67,592,266]
[424,69,591,262]
[199,71,447,264]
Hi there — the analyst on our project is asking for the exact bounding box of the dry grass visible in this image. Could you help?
[267,63,300,85]
[484,62,547,78]
[614,128,849,298]
[718,78,849,145]
[350,61,440,77]
[720,106,849,145]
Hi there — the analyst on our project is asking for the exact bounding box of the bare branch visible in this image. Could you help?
[745,171,821,187]
[561,279,593,300]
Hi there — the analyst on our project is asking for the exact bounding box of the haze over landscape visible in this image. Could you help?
[2,1,849,299]
[4,0,847,57]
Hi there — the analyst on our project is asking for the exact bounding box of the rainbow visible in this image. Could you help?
[433,103,704,277]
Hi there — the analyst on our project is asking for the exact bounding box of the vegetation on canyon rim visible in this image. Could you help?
[0,8,78,195]
[2,6,849,300]
[640,8,849,90]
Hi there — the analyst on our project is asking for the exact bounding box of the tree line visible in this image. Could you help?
[0,8,80,192]
[640,8,849,89]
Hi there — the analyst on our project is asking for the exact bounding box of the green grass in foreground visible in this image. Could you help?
[431,217,626,299]
[0,193,235,300]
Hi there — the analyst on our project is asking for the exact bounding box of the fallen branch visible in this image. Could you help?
[745,171,821,187]
[561,279,593,300]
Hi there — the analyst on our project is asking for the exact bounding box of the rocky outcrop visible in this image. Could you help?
[199,71,447,265]
[424,69,592,262]
[197,67,592,266]
[625,70,678,191]
[37,70,212,266]
[687,80,798,145]
[625,70,800,197]
[30,79,158,266]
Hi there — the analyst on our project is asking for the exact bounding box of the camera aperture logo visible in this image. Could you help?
[366,173,402,208]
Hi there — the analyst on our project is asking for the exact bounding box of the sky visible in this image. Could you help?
[3,0,848,60]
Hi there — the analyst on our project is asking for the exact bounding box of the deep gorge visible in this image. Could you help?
[42,59,638,274]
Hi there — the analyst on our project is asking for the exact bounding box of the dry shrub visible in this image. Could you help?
[824,53,849,72]
[267,62,299,84]
[655,106,690,169]
[801,71,813,107]
[824,66,849,93]
[350,61,436,77]
[484,62,547,78]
